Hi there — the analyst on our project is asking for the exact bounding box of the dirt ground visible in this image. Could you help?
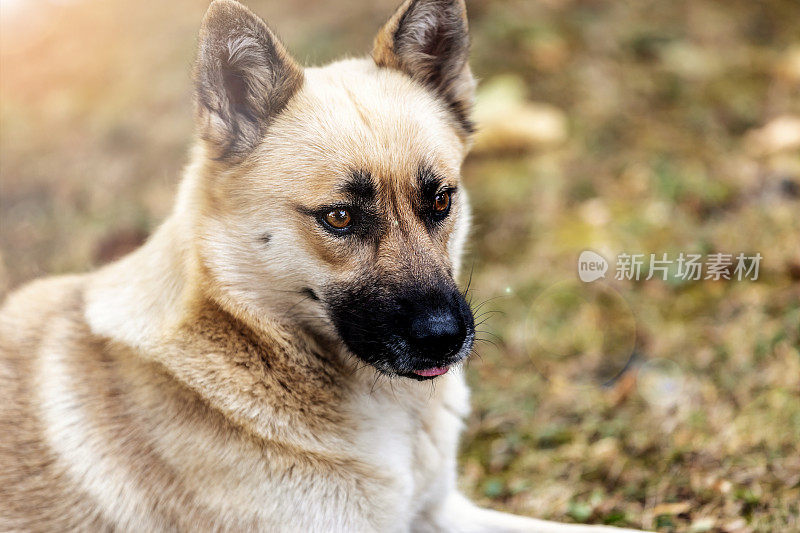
[1,0,799,531]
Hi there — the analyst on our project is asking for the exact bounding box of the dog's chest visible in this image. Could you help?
[345,373,470,522]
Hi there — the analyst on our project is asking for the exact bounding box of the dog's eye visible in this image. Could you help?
[324,208,352,229]
[433,191,451,214]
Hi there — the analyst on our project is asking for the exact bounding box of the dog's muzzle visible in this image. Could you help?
[325,281,475,380]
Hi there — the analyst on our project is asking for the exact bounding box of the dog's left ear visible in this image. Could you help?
[373,0,475,137]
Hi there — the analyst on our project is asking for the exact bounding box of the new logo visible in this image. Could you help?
[578,250,608,282]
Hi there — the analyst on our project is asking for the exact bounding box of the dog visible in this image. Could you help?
[0,1,643,531]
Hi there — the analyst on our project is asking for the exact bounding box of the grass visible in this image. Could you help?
[1,0,799,531]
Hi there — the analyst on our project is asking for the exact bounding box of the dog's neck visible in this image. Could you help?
[84,213,192,351]
[85,149,254,351]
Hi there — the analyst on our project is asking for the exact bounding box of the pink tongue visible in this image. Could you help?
[413,366,450,377]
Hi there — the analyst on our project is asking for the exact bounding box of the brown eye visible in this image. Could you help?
[324,208,351,229]
[433,190,451,213]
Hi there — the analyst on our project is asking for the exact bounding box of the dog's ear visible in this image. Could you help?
[194,0,303,161]
[372,0,475,137]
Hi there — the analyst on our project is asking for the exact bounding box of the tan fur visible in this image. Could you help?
[0,1,641,531]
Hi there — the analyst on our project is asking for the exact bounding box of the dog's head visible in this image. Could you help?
[189,0,476,380]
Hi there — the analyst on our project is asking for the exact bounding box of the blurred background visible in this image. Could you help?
[1,0,799,530]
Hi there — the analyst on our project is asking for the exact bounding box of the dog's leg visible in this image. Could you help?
[418,492,645,533]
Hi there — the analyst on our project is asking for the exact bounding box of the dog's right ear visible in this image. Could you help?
[194,0,303,161]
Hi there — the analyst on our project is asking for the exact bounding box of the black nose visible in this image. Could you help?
[409,308,466,358]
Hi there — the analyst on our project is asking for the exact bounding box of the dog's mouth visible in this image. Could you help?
[347,338,473,381]
[371,329,474,381]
